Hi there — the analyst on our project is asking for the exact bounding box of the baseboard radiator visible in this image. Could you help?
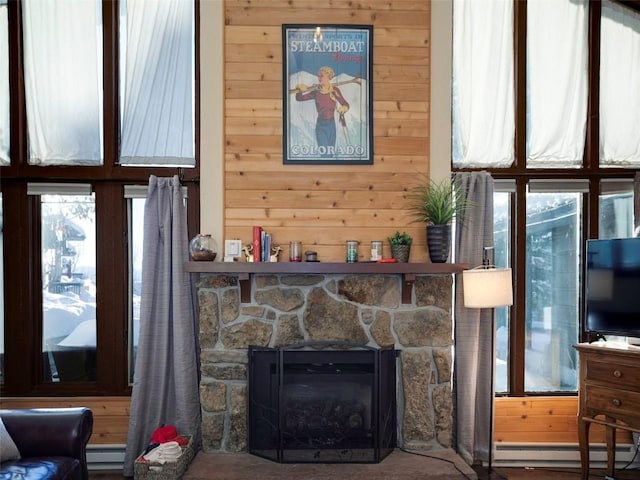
[494,442,639,469]
[87,445,126,471]
[88,442,639,471]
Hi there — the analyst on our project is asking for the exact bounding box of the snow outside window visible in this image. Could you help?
[34,184,97,383]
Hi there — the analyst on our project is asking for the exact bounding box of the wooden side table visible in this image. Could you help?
[574,342,640,480]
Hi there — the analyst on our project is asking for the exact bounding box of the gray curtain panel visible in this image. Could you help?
[123,175,201,476]
[635,172,639,237]
[452,171,495,466]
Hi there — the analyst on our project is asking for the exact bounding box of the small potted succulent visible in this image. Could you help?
[387,231,413,263]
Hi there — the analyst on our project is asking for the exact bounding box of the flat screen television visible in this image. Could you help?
[585,237,640,340]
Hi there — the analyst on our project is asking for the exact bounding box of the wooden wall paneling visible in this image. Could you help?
[494,397,633,445]
[223,0,432,262]
[0,397,131,444]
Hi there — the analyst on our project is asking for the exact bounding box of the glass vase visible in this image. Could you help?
[189,234,217,261]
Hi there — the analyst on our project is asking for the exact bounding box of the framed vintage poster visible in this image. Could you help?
[282,24,373,165]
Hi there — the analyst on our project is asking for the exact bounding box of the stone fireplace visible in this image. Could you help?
[195,270,456,454]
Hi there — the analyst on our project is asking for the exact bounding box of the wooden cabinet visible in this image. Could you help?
[574,342,640,480]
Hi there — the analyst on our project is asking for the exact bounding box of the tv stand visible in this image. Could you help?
[574,342,640,480]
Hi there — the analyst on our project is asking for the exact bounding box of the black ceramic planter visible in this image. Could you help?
[426,224,451,263]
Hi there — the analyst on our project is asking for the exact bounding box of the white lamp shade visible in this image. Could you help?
[463,268,513,308]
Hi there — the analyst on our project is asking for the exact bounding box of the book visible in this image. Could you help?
[262,232,271,262]
[252,226,262,262]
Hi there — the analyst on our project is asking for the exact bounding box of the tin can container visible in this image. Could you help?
[346,240,359,263]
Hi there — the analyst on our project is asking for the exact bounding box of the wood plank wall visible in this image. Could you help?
[0,397,130,444]
[223,0,432,262]
[495,397,632,445]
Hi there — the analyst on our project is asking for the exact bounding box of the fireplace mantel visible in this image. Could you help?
[186,261,468,303]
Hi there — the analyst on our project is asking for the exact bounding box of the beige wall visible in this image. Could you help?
[200,0,225,240]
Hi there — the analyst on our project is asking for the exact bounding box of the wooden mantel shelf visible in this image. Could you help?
[186,261,469,303]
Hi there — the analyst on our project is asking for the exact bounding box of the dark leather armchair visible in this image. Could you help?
[1,407,93,480]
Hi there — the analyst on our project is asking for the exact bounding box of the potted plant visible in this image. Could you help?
[387,231,413,263]
[404,175,474,263]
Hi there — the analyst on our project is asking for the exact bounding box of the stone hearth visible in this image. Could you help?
[195,272,454,454]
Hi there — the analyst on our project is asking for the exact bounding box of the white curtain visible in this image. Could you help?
[526,0,588,168]
[452,0,514,168]
[119,0,195,167]
[21,0,103,165]
[123,175,200,476]
[600,0,640,167]
[0,0,8,166]
[453,171,494,465]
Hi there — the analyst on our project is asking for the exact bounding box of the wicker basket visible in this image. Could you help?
[134,436,194,480]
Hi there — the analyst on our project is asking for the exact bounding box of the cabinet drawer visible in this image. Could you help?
[584,385,640,418]
[585,359,640,390]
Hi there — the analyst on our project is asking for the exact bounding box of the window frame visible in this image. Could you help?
[0,0,200,396]
[453,0,640,396]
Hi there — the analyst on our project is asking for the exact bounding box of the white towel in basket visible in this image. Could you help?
[143,441,183,464]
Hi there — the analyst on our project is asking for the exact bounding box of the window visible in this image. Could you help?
[22,0,104,166]
[119,0,195,166]
[37,187,96,382]
[599,180,635,239]
[453,0,640,396]
[0,194,4,384]
[600,1,640,167]
[0,0,199,396]
[0,0,8,165]
[524,188,582,392]
[494,189,511,393]
[128,197,145,384]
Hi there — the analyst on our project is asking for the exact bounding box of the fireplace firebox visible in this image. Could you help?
[248,342,398,464]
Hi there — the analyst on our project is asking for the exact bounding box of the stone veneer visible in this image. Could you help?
[196,273,454,453]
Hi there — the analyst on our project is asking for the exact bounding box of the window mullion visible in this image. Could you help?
[513,0,527,171]
[584,0,601,171]
[94,183,129,392]
[509,178,527,396]
[6,0,27,174]
[102,0,118,173]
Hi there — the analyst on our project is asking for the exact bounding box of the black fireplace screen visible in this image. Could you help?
[248,342,397,463]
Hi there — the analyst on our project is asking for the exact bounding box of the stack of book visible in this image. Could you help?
[252,226,273,262]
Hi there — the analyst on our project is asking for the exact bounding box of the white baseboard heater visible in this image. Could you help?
[494,442,639,469]
[87,444,126,471]
[87,442,640,471]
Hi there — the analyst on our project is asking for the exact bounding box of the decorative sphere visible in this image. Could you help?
[189,234,217,261]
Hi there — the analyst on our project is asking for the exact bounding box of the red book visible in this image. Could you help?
[252,226,262,262]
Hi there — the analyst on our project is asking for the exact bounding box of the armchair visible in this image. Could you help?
[0,407,93,480]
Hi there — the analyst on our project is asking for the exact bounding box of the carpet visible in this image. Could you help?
[183,449,477,480]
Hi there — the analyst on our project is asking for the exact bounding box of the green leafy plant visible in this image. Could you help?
[387,230,413,246]
[405,175,475,225]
